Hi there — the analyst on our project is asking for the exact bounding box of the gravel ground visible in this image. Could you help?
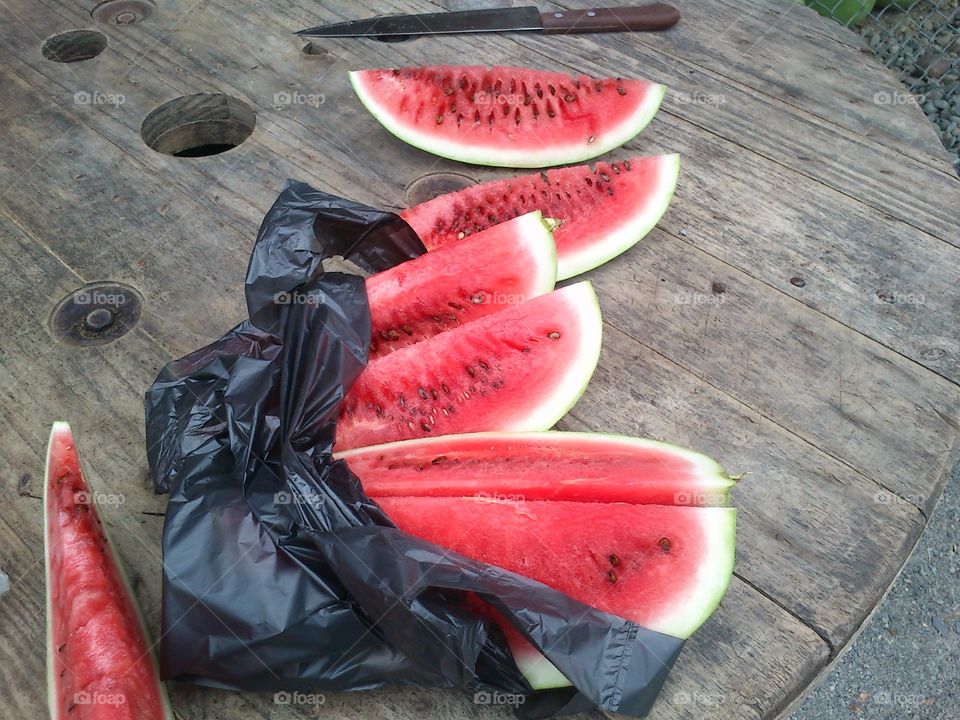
[788,460,960,720]
[858,1,960,173]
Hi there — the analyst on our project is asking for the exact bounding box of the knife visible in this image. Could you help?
[296,5,681,39]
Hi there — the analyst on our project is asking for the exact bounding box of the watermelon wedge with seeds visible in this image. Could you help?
[337,431,734,506]
[367,211,556,359]
[44,422,173,720]
[378,497,736,689]
[349,65,666,168]
[337,282,602,450]
[403,155,680,280]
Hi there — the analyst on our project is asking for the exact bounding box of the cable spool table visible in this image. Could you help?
[0,1,958,718]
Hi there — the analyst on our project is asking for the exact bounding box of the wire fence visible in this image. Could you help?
[807,0,959,172]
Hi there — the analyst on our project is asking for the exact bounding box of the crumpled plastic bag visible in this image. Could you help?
[144,181,683,718]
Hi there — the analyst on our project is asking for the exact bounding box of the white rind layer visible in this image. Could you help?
[350,70,666,169]
[558,153,681,280]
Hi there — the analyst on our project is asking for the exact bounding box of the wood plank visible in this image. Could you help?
[627,0,955,170]
[578,230,959,516]
[611,581,828,720]
[560,326,925,646]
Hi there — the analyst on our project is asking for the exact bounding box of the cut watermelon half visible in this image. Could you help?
[378,497,736,689]
[337,431,734,506]
[402,155,680,280]
[337,282,602,450]
[44,422,173,720]
[367,211,556,359]
[349,66,666,168]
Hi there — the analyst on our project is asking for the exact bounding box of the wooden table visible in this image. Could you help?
[2,0,958,718]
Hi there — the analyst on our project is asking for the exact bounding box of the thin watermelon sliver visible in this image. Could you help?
[336,431,734,506]
[44,422,173,720]
[366,211,557,359]
[378,497,736,688]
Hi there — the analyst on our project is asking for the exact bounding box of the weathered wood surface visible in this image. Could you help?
[0,0,958,719]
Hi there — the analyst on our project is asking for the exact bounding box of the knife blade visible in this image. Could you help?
[296,5,680,39]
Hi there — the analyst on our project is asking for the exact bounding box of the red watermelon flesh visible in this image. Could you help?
[377,497,736,688]
[337,282,602,450]
[349,66,665,168]
[402,155,679,280]
[44,422,173,720]
[366,212,556,359]
[337,431,734,506]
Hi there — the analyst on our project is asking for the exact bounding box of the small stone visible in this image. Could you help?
[0,566,8,599]
[923,101,937,115]
[932,617,948,635]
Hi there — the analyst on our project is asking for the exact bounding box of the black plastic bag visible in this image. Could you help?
[145,181,683,718]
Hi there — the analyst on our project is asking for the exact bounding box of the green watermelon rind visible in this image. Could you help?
[336,429,735,503]
[558,153,680,280]
[44,422,175,720]
[518,506,737,690]
[349,70,666,169]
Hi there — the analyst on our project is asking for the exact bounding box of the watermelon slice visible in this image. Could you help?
[349,65,666,168]
[402,155,680,280]
[44,422,173,720]
[337,282,602,450]
[378,497,736,689]
[367,211,556,359]
[337,431,734,506]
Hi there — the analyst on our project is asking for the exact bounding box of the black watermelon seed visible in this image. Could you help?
[659,537,672,553]
[547,331,561,339]
[606,570,618,583]
[418,387,429,400]
[609,554,620,567]
[617,87,627,95]
[465,365,476,378]
[432,455,447,464]
[420,422,432,432]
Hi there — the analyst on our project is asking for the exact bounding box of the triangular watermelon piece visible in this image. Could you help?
[376,497,735,689]
[45,422,174,720]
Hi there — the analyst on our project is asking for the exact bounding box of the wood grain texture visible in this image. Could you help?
[0,0,957,718]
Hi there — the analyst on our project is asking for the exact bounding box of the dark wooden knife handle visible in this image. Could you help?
[540,4,680,33]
